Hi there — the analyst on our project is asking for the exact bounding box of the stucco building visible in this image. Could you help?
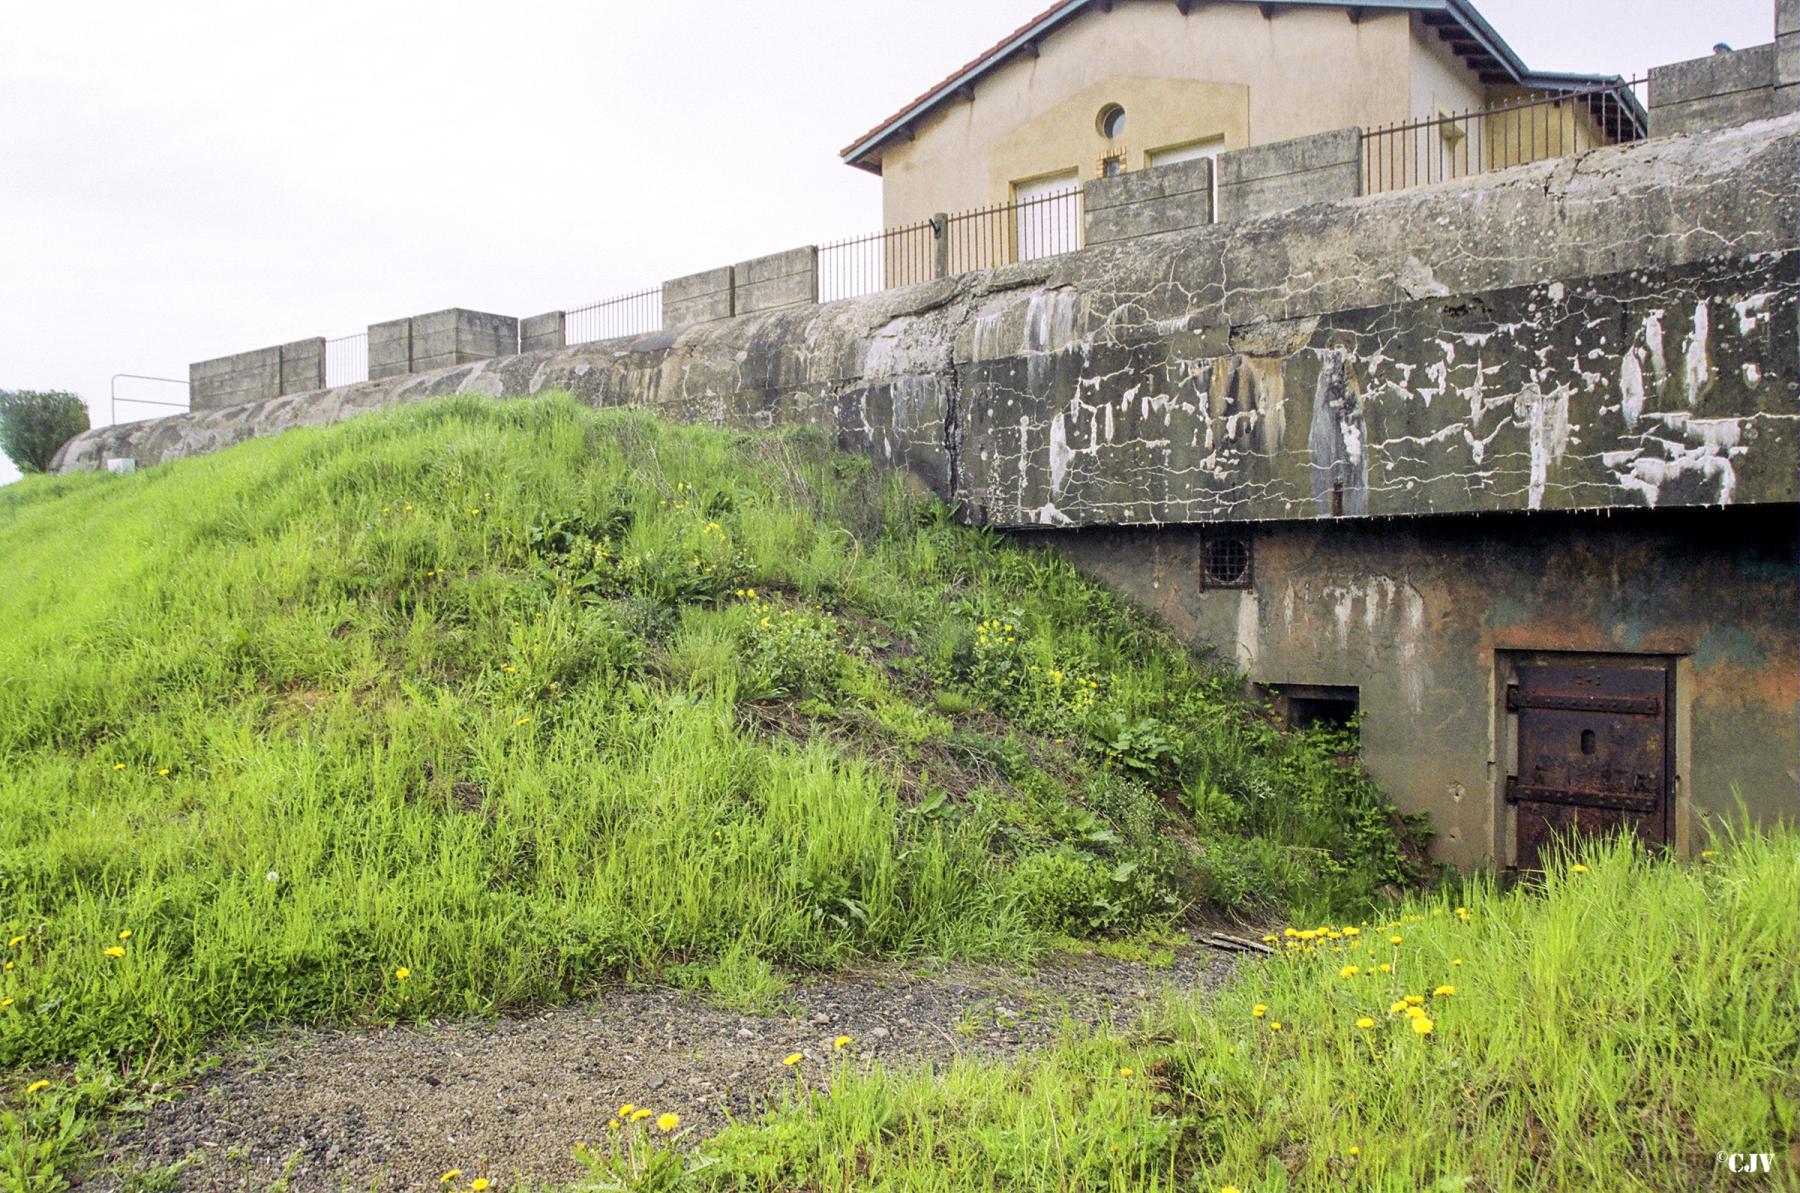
[842,0,1640,227]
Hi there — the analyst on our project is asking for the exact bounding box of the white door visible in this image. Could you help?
[1148,138,1224,220]
[1012,169,1080,262]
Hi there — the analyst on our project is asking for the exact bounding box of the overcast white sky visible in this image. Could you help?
[0,0,1778,483]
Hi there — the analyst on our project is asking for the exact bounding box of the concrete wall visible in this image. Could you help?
[1216,127,1363,221]
[873,1,1431,225]
[521,311,566,353]
[369,310,519,380]
[663,266,735,327]
[1083,156,1213,245]
[1650,44,1782,136]
[189,338,324,410]
[734,247,819,315]
[1050,504,1798,868]
[1777,0,1798,107]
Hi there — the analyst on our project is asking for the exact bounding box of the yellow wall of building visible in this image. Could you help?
[873,0,1501,226]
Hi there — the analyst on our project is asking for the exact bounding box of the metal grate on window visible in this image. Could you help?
[1201,536,1252,588]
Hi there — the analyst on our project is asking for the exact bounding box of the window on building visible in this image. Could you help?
[1200,534,1252,588]
[1097,103,1127,139]
[1100,152,1125,178]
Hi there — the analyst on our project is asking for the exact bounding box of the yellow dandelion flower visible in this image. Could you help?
[1349,1145,1361,1156]
[1119,1066,1133,1077]
[1260,934,1276,944]
[1252,1004,1267,1018]
[394,967,410,980]
[782,1052,803,1066]
[833,1035,852,1049]
[1452,958,1463,967]
[1378,963,1392,973]
[1389,935,1403,945]
[1342,926,1359,937]
[1338,965,1359,978]
[118,930,132,941]
[1404,995,1424,1007]
[112,763,126,771]
[472,1180,490,1191]
[1404,1006,1425,1020]
[7,936,22,947]
[26,1080,49,1095]
[1222,1187,1243,1193]
[1269,1021,1283,1032]
[1355,1017,1375,1029]
[105,946,125,958]
[631,1108,652,1121]
[607,1119,620,1130]
[1570,864,1589,873]
[158,768,170,777]
[1434,985,1456,997]
[1411,1015,1435,1035]
[515,716,530,726]
[656,1112,679,1132]
[439,1172,460,1185]
[618,1103,635,1117]
[1389,1001,1408,1015]
[0,998,12,1008]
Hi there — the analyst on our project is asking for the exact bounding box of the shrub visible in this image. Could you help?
[0,389,89,474]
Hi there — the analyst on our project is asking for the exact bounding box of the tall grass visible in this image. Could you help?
[693,827,1800,1192]
[0,396,1410,1079]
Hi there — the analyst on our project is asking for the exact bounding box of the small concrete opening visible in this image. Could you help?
[1264,683,1360,734]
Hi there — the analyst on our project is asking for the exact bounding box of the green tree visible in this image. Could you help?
[0,389,90,474]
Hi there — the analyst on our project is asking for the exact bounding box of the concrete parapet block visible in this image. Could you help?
[1649,44,1779,136]
[368,310,518,377]
[521,311,567,352]
[1216,128,1361,222]
[734,246,818,315]
[368,318,412,381]
[663,266,735,327]
[277,338,326,395]
[1083,156,1214,245]
[1778,0,1799,107]
[189,338,325,410]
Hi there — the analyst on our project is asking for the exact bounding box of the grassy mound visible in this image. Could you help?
[0,396,1413,1076]
[671,826,1797,1192]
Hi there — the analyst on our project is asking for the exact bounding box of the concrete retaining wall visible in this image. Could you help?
[369,309,519,380]
[663,266,735,327]
[189,338,324,410]
[1216,128,1361,222]
[734,247,818,315]
[1650,44,1782,136]
[1084,157,1214,245]
[521,311,566,353]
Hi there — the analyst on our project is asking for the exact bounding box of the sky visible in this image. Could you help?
[0,0,1779,484]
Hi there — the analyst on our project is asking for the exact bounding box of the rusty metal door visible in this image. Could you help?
[1506,658,1672,870]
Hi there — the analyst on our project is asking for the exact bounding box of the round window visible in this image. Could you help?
[1097,104,1126,139]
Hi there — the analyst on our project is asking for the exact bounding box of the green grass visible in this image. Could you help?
[0,395,1415,1184]
[626,825,1794,1192]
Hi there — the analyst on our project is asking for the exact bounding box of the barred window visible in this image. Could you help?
[1201,536,1252,588]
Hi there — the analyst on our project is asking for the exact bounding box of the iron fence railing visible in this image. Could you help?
[1363,78,1647,195]
[947,187,1083,275]
[819,219,936,302]
[325,333,369,387]
[109,374,189,425]
[818,188,1085,302]
[567,287,662,345]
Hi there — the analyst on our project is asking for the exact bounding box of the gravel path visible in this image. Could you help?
[95,948,1234,1191]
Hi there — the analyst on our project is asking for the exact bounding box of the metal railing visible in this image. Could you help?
[819,219,936,302]
[567,287,662,345]
[818,188,1085,302]
[109,374,189,425]
[948,187,1083,275]
[325,333,369,386]
[1363,79,1647,195]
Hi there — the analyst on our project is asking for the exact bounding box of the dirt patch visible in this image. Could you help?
[95,949,1234,1191]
